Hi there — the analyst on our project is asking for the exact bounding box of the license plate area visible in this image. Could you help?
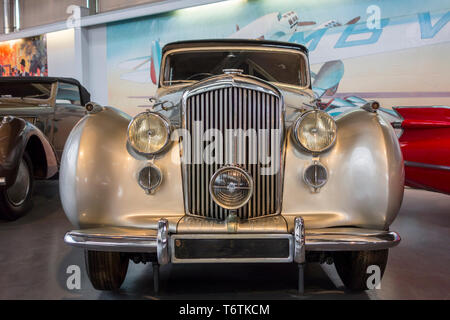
[170,234,293,263]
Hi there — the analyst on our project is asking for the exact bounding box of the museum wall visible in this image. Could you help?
[2,0,165,30]
[20,0,86,29]
[0,0,449,116]
[98,0,164,13]
[47,26,108,105]
[105,0,450,116]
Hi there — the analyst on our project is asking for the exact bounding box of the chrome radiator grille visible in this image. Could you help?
[183,86,283,220]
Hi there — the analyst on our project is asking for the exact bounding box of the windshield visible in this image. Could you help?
[162,49,309,87]
[0,82,53,101]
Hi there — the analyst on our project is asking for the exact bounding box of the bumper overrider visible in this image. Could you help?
[64,218,401,265]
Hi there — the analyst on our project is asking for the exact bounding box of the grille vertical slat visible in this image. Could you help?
[196,95,200,215]
[251,90,257,219]
[256,91,261,217]
[185,86,281,220]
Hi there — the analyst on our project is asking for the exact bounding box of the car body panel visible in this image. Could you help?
[60,103,404,231]
[0,77,89,187]
[324,97,449,195]
[394,106,450,194]
[283,109,404,231]
[59,107,185,230]
[0,117,57,188]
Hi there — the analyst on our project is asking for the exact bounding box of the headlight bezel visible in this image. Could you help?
[127,111,172,157]
[292,110,337,154]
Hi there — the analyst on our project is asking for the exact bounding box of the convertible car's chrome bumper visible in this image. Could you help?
[64,218,401,264]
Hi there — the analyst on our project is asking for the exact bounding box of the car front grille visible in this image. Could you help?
[183,85,283,220]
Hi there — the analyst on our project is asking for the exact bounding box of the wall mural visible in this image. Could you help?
[0,35,48,77]
[106,0,450,116]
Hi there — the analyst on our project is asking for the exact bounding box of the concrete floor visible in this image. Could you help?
[0,180,449,300]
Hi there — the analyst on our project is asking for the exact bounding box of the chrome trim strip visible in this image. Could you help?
[305,230,401,251]
[394,105,450,109]
[157,218,170,265]
[294,217,305,263]
[64,232,157,253]
[64,227,400,256]
[170,233,294,263]
[404,161,450,172]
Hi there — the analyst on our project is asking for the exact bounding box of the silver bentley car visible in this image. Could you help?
[61,40,404,293]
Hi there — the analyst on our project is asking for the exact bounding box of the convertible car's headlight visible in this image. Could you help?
[293,110,337,153]
[127,112,171,156]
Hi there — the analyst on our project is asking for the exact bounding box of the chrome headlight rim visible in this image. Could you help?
[127,111,172,157]
[209,165,254,210]
[292,110,337,154]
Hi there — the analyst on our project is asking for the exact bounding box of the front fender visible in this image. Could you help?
[60,107,185,230]
[61,107,404,232]
[282,109,405,230]
[0,117,57,188]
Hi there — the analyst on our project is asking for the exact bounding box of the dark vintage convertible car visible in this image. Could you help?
[0,77,89,220]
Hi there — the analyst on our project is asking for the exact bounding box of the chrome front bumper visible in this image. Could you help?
[64,218,401,264]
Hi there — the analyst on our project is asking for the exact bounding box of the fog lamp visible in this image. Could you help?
[209,166,253,210]
[304,161,328,190]
[138,165,162,194]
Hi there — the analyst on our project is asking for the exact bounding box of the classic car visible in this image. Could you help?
[0,77,89,220]
[62,40,404,293]
[392,106,450,195]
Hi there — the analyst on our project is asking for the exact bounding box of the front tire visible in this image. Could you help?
[85,250,129,291]
[333,249,389,291]
[0,152,34,221]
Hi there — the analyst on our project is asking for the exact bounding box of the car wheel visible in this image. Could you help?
[333,249,389,291]
[85,250,129,291]
[0,152,34,221]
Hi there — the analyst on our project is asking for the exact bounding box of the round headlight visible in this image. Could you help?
[127,112,171,156]
[209,166,253,210]
[293,110,337,153]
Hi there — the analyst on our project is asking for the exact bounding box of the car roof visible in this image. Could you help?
[0,77,91,105]
[0,76,81,85]
[162,39,309,55]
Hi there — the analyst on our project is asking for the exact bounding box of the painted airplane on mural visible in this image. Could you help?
[116,10,360,86]
[230,11,360,41]
[118,40,162,85]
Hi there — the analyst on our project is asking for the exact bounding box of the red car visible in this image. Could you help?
[394,106,450,195]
